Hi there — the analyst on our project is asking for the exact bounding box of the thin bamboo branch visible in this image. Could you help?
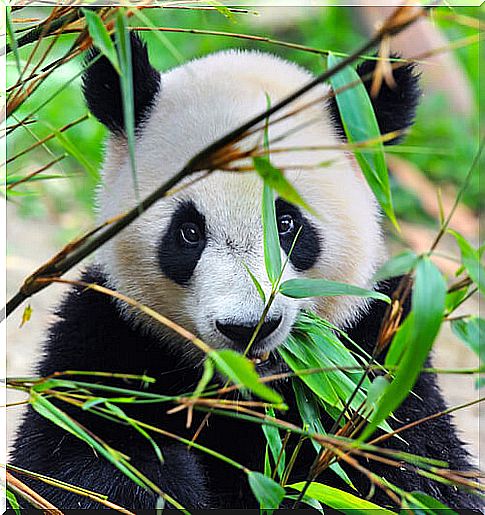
[6,471,63,514]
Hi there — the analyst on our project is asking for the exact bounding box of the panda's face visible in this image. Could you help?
[99,150,381,367]
[90,44,418,367]
[152,171,321,365]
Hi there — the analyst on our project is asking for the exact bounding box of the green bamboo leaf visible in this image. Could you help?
[193,358,215,398]
[6,7,21,76]
[105,402,164,464]
[451,317,484,363]
[33,379,79,393]
[279,278,390,303]
[284,494,323,512]
[207,0,237,20]
[385,313,414,369]
[445,287,469,313]
[82,397,109,410]
[280,338,340,407]
[247,471,285,509]
[263,406,286,479]
[373,250,418,283]
[82,9,120,74]
[53,129,98,178]
[115,11,139,200]
[408,492,457,514]
[129,8,185,66]
[6,488,21,515]
[30,391,149,490]
[242,262,266,303]
[449,231,485,296]
[4,189,36,198]
[292,380,353,487]
[7,174,68,185]
[262,183,281,285]
[210,349,283,404]
[360,257,446,440]
[365,375,389,411]
[253,156,313,214]
[328,53,398,230]
[289,482,395,514]
[292,379,327,452]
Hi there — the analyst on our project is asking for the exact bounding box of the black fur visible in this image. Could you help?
[9,267,481,511]
[82,33,161,135]
[328,57,421,145]
[157,201,207,286]
[276,198,322,271]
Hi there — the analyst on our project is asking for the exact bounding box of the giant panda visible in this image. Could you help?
[10,35,481,511]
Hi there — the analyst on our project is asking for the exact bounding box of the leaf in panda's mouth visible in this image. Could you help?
[210,349,283,404]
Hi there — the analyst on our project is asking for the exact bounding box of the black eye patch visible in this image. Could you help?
[158,201,206,285]
[275,198,321,271]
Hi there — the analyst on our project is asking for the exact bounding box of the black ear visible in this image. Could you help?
[329,57,421,145]
[82,33,161,135]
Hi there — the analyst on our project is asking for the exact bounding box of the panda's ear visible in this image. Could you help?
[329,57,421,145]
[82,33,161,135]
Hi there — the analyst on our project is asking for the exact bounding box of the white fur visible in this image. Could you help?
[96,50,385,358]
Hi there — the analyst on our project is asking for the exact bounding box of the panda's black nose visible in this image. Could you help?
[216,317,282,346]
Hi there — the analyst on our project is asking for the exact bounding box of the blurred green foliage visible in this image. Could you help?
[6,6,482,230]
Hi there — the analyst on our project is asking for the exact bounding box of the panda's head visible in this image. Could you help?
[83,35,419,367]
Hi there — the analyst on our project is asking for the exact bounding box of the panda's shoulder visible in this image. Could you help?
[37,265,139,376]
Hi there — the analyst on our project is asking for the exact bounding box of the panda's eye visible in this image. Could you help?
[277,214,294,236]
[179,222,203,247]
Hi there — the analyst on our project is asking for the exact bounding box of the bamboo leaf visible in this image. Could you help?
[20,304,32,327]
[361,257,446,440]
[280,337,340,407]
[82,9,120,74]
[115,11,139,200]
[328,53,397,229]
[253,156,313,214]
[445,287,469,313]
[284,494,324,512]
[242,262,266,303]
[53,129,98,178]
[7,174,68,185]
[365,375,389,411]
[6,7,21,76]
[247,471,285,509]
[373,250,418,283]
[30,391,149,490]
[105,402,164,464]
[408,492,457,514]
[262,183,281,285]
[292,380,353,487]
[385,313,414,369]
[451,317,484,363]
[263,406,286,480]
[210,349,283,404]
[6,488,21,515]
[279,278,390,303]
[289,482,395,514]
[449,231,485,296]
[193,358,215,398]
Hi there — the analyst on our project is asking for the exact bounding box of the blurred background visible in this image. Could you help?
[5,6,483,467]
